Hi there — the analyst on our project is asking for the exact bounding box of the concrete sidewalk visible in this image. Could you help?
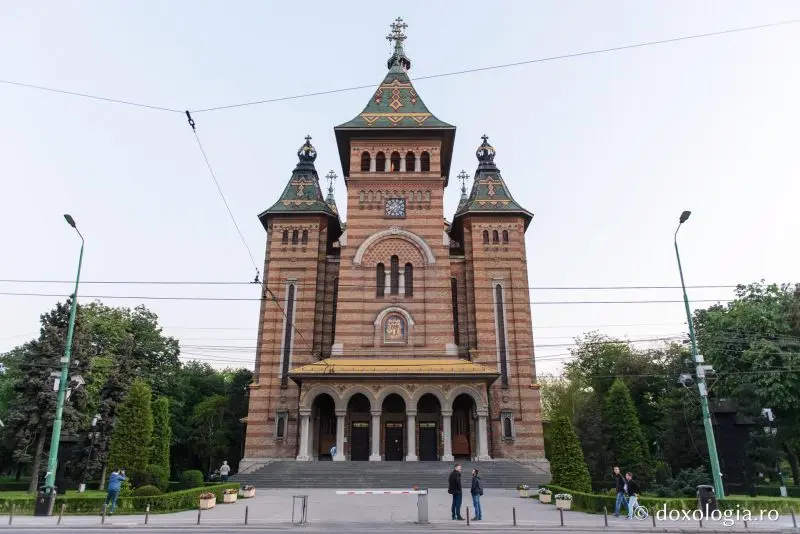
[0,488,795,532]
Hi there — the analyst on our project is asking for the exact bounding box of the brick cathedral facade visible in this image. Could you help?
[241,19,548,474]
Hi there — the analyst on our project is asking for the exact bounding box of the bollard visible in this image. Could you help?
[197,506,201,525]
[466,506,470,526]
[145,504,150,525]
[699,517,703,528]
[651,511,656,527]
[603,506,608,527]
[9,503,14,525]
[101,504,106,525]
[793,510,798,529]
[744,520,748,528]
[559,508,564,527]
[58,503,65,524]
[513,506,516,526]
[245,505,249,525]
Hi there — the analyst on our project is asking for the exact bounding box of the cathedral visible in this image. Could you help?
[241,18,547,474]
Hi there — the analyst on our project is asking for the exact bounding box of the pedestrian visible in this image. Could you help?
[219,461,231,482]
[612,466,626,517]
[105,467,126,515]
[448,463,464,520]
[625,472,640,520]
[470,468,483,520]
[329,445,337,460]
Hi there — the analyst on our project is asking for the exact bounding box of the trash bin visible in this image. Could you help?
[696,485,717,518]
[34,486,57,517]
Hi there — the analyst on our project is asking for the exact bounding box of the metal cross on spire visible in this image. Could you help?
[457,170,470,196]
[325,170,338,195]
[305,134,312,143]
[386,17,408,48]
[481,134,489,143]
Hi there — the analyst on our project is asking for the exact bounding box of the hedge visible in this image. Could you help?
[0,483,241,515]
[590,480,800,499]
[538,484,800,514]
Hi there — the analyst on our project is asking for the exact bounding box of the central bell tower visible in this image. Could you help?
[331,18,458,357]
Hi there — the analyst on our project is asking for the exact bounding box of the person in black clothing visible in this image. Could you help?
[612,466,626,517]
[624,472,641,520]
[470,468,484,520]
[448,464,463,520]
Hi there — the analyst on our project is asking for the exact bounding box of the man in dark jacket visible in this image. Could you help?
[470,469,484,520]
[448,464,463,520]
[612,466,626,517]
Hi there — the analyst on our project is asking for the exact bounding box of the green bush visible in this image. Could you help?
[547,416,592,493]
[128,465,169,491]
[148,464,170,492]
[132,485,162,497]
[178,470,205,490]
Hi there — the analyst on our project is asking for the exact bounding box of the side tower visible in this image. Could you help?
[241,138,342,470]
[450,137,547,466]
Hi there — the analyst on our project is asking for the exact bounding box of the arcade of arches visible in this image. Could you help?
[296,384,491,462]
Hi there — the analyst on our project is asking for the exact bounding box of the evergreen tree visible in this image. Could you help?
[604,378,651,482]
[150,396,171,474]
[548,415,592,492]
[108,379,153,472]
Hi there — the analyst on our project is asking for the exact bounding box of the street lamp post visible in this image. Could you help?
[43,215,85,504]
[674,210,725,499]
[762,408,787,496]
[79,414,101,493]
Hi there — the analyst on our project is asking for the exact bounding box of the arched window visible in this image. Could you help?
[277,416,286,438]
[359,190,365,202]
[376,263,385,297]
[301,230,308,245]
[376,152,386,172]
[416,191,422,202]
[390,151,401,172]
[383,313,407,344]
[482,230,489,244]
[420,151,430,172]
[281,230,288,244]
[405,151,415,172]
[404,263,413,297]
[503,415,513,439]
[390,255,400,294]
[492,230,499,243]
[494,284,509,387]
[451,277,460,346]
[360,151,371,172]
[291,230,298,244]
[502,230,509,243]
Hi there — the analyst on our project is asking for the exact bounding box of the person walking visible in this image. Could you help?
[470,468,484,520]
[105,467,126,515]
[219,461,231,482]
[612,466,626,517]
[625,472,640,520]
[448,464,464,520]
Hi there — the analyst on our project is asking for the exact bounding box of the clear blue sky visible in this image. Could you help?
[1,1,798,375]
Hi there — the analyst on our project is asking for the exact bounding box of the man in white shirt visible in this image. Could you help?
[219,461,231,482]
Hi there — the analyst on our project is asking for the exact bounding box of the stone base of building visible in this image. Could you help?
[515,457,552,484]
[238,457,282,475]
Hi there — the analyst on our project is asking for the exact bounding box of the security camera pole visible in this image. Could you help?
[674,210,725,499]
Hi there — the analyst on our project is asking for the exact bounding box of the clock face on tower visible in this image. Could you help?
[385,198,406,218]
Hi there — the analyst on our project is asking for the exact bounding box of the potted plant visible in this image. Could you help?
[517,484,530,498]
[554,493,572,510]
[199,492,216,509]
[240,485,256,499]
[223,488,238,504]
[538,487,552,504]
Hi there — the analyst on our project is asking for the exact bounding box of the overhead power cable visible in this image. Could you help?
[189,19,800,113]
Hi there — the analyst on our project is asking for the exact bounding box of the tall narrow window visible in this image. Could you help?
[492,230,499,243]
[277,417,286,438]
[420,151,430,172]
[390,256,399,295]
[502,230,509,243]
[360,151,371,171]
[494,284,509,387]
[292,230,298,245]
[376,264,386,297]
[331,277,339,345]
[451,277,460,347]
[301,230,308,245]
[405,151,416,171]
[482,230,489,244]
[376,152,386,172]
[390,151,401,172]
[404,263,413,297]
[282,230,289,244]
[280,283,297,386]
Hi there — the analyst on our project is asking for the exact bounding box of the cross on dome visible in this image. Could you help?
[386,17,408,46]
[385,17,411,71]
[325,170,337,194]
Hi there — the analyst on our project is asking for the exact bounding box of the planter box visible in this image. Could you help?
[199,497,216,510]
[241,488,256,499]
[518,489,529,498]
[223,493,238,504]
[555,499,571,510]
[539,494,552,504]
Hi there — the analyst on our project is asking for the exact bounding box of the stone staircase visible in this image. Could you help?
[233,460,550,489]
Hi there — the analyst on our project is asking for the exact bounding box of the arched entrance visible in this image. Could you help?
[312,393,336,460]
[347,393,371,461]
[452,393,475,460]
[382,393,406,461]
[417,394,441,461]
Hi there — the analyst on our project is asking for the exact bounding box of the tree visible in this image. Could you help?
[108,379,153,472]
[190,394,230,474]
[604,379,651,483]
[150,396,171,478]
[548,415,592,493]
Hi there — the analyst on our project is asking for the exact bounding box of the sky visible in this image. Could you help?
[1,1,798,376]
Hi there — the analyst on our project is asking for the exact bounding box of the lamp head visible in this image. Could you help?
[679,211,691,224]
[64,214,77,228]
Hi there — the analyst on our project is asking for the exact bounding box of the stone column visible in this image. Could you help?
[296,409,311,461]
[405,410,418,462]
[415,157,421,172]
[334,409,346,461]
[477,411,491,461]
[369,410,382,461]
[442,410,454,461]
[370,154,376,172]
[398,271,405,296]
